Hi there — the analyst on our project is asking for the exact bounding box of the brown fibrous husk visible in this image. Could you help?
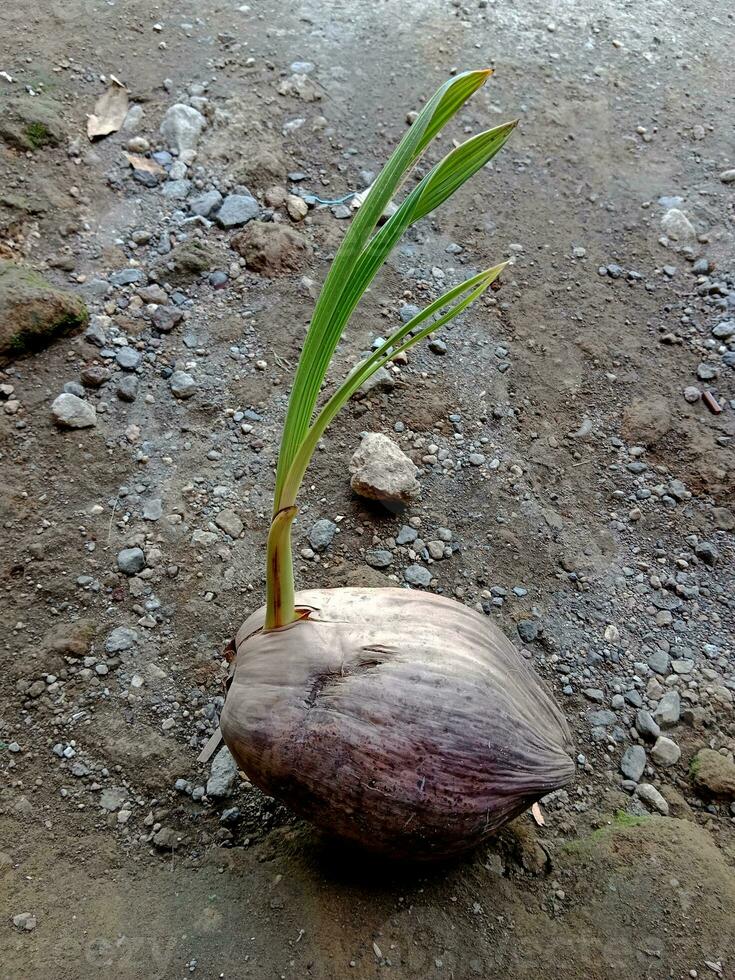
[220,587,574,860]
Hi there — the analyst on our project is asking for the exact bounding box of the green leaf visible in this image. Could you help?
[273,69,496,509]
[277,263,507,506]
[321,120,517,355]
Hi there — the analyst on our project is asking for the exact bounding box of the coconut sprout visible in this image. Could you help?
[220,70,574,859]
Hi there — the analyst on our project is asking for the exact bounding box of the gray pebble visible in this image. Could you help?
[635,709,660,741]
[117,376,138,402]
[116,347,141,371]
[170,371,197,399]
[189,190,223,217]
[653,691,680,727]
[517,620,539,644]
[620,744,646,782]
[366,549,393,568]
[308,518,337,552]
[404,564,432,587]
[396,525,418,545]
[117,547,145,575]
[216,194,260,228]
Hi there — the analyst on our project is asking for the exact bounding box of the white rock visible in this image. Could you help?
[635,782,669,815]
[286,194,308,221]
[660,208,695,241]
[651,735,681,767]
[159,103,206,154]
[51,393,96,429]
[349,432,420,505]
[206,746,238,798]
[12,912,37,931]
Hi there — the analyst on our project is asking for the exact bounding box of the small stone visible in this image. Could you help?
[117,547,145,575]
[712,319,735,339]
[105,626,138,653]
[620,744,646,782]
[216,193,260,228]
[426,540,445,560]
[51,393,96,429]
[583,688,605,703]
[100,787,128,812]
[695,541,719,565]
[116,347,141,371]
[189,190,223,217]
[153,827,185,850]
[117,376,138,402]
[349,432,420,505]
[109,268,143,287]
[587,709,616,727]
[429,338,447,355]
[85,316,108,347]
[126,136,150,153]
[691,748,735,798]
[517,620,540,644]
[159,103,206,154]
[647,649,670,676]
[635,782,669,815]
[468,453,485,466]
[80,364,111,388]
[206,746,238,798]
[286,194,308,221]
[169,371,197,399]
[366,549,392,568]
[215,509,244,538]
[651,736,681,767]
[307,518,337,552]
[683,386,701,403]
[143,499,163,521]
[696,362,718,381]
[404,564,432,587]
[138,285,168,307]
[396,525,418,545]
[635,710,660,741]
[719,169,735,184]
[161,178,191,200]
[12,913,37,932]
[660,208,695,240]
[653,691,680,727]
[152,306,184,333]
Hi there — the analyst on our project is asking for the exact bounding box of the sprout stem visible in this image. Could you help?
[265,506,298,629]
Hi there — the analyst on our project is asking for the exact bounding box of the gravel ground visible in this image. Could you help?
[1,0,734,977]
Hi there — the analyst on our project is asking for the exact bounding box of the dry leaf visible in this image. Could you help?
[87,77,129,140]
[531,802,546,826]
[125,152,165,175]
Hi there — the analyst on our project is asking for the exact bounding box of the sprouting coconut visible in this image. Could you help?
[220,70,574,860]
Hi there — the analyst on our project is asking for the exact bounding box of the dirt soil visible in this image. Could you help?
[1,0,734,977]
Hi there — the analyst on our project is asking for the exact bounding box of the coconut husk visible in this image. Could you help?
[221,587,574,860]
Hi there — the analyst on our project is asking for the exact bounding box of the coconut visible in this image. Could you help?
[220,588,574,860]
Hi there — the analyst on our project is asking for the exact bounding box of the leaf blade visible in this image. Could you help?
[278,263,507,505]
[273,70,494,507]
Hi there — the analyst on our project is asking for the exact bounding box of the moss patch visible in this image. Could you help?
[0,262,88,362]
